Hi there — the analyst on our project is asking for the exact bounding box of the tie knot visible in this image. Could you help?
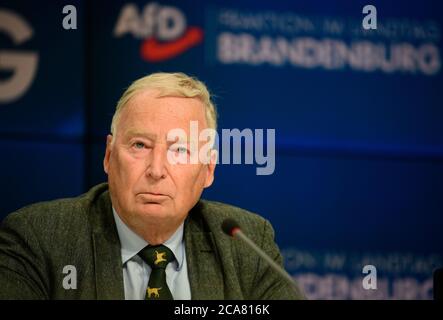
[138,244,175,269]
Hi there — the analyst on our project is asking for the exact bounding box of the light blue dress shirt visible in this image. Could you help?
[112,207,191,300]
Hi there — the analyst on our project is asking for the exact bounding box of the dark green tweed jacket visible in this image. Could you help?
[0,183,304,300]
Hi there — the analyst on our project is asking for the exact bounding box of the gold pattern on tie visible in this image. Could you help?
[138,244,175,300]
[147,287,162,298]
[154,251,167,265]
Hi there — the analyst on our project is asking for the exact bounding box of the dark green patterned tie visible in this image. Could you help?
[138,244,175,300]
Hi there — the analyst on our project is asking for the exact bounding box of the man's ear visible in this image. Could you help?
[103,134,113,174]
[204,149,217,188]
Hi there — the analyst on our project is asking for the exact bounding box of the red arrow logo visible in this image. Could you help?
[140,27,203,62]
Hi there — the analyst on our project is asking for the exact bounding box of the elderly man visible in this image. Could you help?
[0,72,304,300]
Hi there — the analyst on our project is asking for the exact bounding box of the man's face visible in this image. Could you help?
[103,90,216,230]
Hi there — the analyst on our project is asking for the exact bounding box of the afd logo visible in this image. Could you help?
[114,2,203,62]
[0,9,38,103]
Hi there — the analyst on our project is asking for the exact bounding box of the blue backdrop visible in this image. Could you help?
[1,0,442,299]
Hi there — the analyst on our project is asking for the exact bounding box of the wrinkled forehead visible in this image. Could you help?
[116,91,209,141]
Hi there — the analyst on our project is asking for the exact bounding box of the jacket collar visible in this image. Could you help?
[88,183,125,299]
[184,201,225,299]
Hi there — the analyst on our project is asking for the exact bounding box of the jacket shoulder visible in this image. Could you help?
[200,199,267,223]
[194,199,273,243]
[2,183,109,234]
[0,183,110,299]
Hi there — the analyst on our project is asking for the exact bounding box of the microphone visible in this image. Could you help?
[221,218,302,295]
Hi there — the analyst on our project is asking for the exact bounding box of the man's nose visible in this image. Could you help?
[146,145,167,180]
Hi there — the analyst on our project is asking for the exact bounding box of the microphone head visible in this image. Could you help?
[221,218,240,237]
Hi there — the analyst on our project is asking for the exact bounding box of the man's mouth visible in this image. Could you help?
[140,192,166,196]
[137,192,170,203]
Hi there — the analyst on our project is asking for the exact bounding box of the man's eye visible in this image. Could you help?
[133,142,145,149]
[176,146,188,154]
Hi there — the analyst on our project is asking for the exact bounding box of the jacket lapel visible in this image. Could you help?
[90,189,125,299]
[185,210,225,299]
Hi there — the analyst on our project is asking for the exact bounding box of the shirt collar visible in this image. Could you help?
[112,207,185,270]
